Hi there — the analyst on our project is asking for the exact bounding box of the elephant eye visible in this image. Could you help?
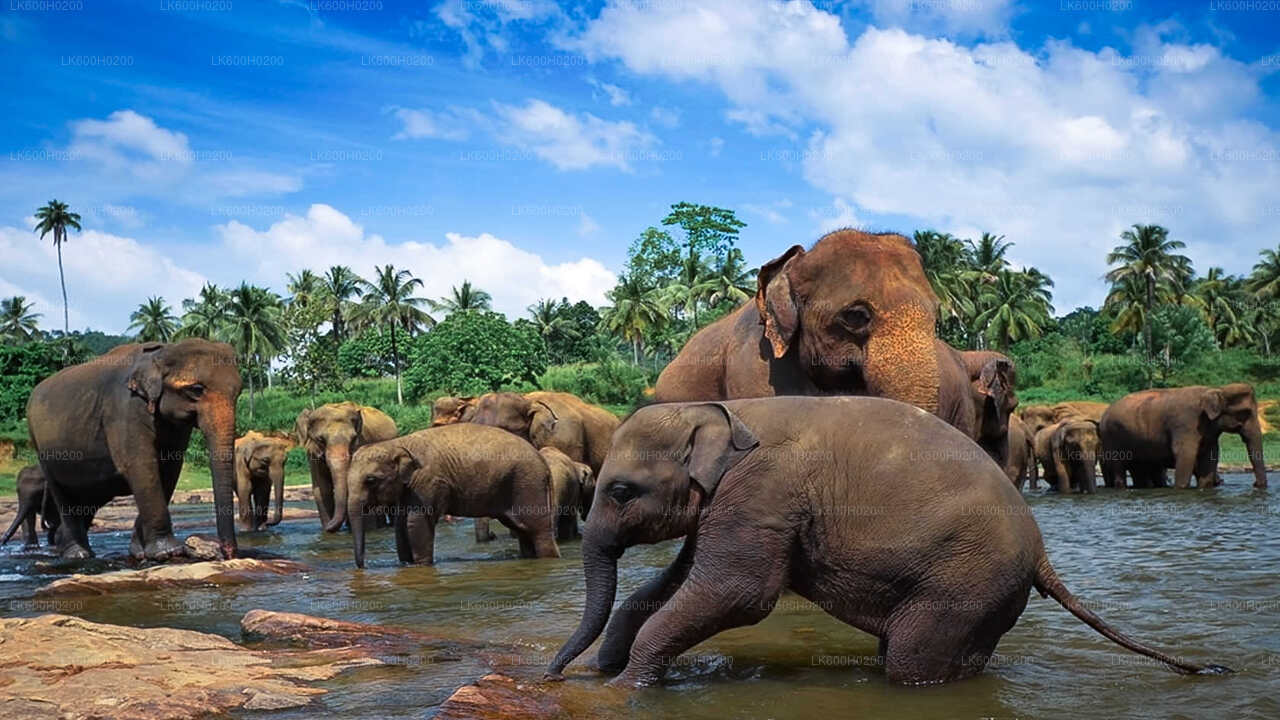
[839,305,873,334]
[183,383,205,399]
[606,482,639,504]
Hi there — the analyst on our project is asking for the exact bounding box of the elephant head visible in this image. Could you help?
[296,402,367,533]
[755,230,941,413]
[431,395,477,426]
[547,402,758,677]
[1054,420,1100,493]
[234,432,287,529]
[966,353,1018,455]
[1202,384,1266,488]
[127,339,242,557]
[1020,405,1057,437]
[471,393,560,442]
[345,442,418,568]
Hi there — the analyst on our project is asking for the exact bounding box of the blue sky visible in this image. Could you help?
[1,0,1278,333]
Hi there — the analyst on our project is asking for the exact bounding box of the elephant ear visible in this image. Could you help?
[755,245,805,359]
[681,403,760,497]
[351,406,365,437]
[1202,390,1226,420]
[975,357,1017,430]
[394,446,421,482]
[294,410,312,447]
[126,344,166,415]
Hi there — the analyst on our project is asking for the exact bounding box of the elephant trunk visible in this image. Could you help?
[201,399,239,559]
[1242,419,1267,489]
[267,461,285,526]
[864,312,940,415]
[546,536,620,678]
[322,446,352,532]
[349,489,370,568]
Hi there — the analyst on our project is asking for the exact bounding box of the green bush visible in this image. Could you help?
[337,328,405,378]
[539,357,651,406]
[0,341,93,425]
[402,311,547,399]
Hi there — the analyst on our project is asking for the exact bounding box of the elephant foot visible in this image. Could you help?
[60,543,94,561]
[142,534,187,561]
[606,669,657,689]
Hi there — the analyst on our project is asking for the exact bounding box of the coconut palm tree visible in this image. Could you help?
[527,298,572,341]
[32,199,82,333]
[180,283,230,339]
[321,265,363,342]
[975,269,1054,351]
[600,272,666,364]
[0,296,41,342]
[914,230,977,323]
[128,296,179,342]
[1104,224,1190,364]
[221,283,285,418]
[703,247,756,308]
[1247,246,1280,300]
[434,280,492,315]
[351,265,432,404]
[967,232,1013,279]
[286,269,322,309]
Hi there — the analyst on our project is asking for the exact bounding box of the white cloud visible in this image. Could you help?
[491,99,656,171]
[810,198,862,234]
[215,204,616,317]
[587,77,632,106]
[649,105,681,128]
[434,0,563,67]
[390,106,474,141]
[855,0,1017,39]
[743,199,792,224]
[578,213,602,237]
[566,0,1280,311]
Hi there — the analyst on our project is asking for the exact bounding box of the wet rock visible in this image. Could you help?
[34,558,308,597]
[183,534,225,561]
[241,609,506,665]
[0,614,378,720]
[437,674,568,720]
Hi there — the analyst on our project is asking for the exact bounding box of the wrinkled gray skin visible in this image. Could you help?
[546,397,1228,688]
[1100,384,1266,489]
[26,340,242,560]
[960,350,1018,468]
[295,402,398,532]
[233,432,288,531]
[1042,420,1101,493]
[541,446,595,541]
[345,424,560,567]
[1,465,58,548]
[1005,415,1036,490]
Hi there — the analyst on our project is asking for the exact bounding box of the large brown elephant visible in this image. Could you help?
[295,402,397,532]
[345,424,560,567]
[545,397,1227,687]
[653,230,984,439]
[233,432,290,531]
[1005,414,1036,489]
[26,340,241,560]
[1020,405,1057,437]
[1100,384,1267,489]
[1,465,57,548]
[431,395,477,426]
[1034,419,1101,493]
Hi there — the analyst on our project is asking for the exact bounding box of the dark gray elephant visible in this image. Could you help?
[546,397,1227,687]
[2,465,58,547]
[26,340,241,560]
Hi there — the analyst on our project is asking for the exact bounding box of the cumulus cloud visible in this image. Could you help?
[587,77,632,106]
[565,0,1280,310]
[390,106,475,141]
[216,204,616,316]
[855,0,1018,39]
[491,99,656,171]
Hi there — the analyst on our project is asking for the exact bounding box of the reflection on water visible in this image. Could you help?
[3,476,1278,719]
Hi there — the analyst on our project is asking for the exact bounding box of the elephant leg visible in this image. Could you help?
[236,467,254,531]
[395,494,435,565]
[44,474,92,560]
[1172,438,1198,490]
[21,501,38,547]
[1195,444,1221,488]
[309,458,334,528]
[1054,455,1071,494]
[251,479,270,531]
[125,448,184,560]
[474,517,496,543]
[555,512,578,542]
[596,534,697,674]
[881,595,1007,684]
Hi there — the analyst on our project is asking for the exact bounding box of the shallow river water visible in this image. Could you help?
[3,475,1278,719]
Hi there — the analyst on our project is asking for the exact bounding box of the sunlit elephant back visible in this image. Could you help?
[469,391,619,475]
[295,402,397,532]
[431,395,477,426]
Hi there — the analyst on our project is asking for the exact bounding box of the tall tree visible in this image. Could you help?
[528,298,572,342]
[321,265,362,342]
[286,269,322,309]
[180,283,230,339]
[221,283,285,418]
[434,280,492,315]
[1247,246,1280,299]
[128,296,179,342]
[1104,224,1191,369]
[975,269,1054,350]
[351,265,432,404]
[967,232,1013,279]
[913,230,976,325]
[599,273,666,364]
[32,199,82,333]
[703,247,757,308]
[0,296,41,342]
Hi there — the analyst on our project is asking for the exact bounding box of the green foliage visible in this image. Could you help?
[1143,305,1217,381]
[337,328,404,378]
[538,356,652,406]
[0,340,92,426]
[402,311,547,398]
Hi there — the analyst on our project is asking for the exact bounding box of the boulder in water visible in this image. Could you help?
[34,558,308,597]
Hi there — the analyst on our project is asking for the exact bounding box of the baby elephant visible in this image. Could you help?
[234,432,291,531]
[346,423,560,567]
[547,397,1229,688]
[541,446,595,541]
[1034,419,1101,493]
[2,465,59,548]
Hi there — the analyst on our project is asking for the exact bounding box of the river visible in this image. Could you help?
[3,475,1277,719]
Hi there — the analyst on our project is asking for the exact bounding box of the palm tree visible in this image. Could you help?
[600,272,666,364]
[703,247,756,307]
[351,265,432,404]
[528,298,572,341]
[321,265,362,342]
[967,232,1013,279]
[128,296,179,342]
[1104,224,1190,365]
[33,199,82,333]
[434,280,492,315]
[1247,246,1280,299]
[914,230,976,323]
[180,283,230,339]
[974,269,1054,351]
[221,283,285,418]
[0,296,41,342]
[286,269,322,309]
[1193,268,1242,346]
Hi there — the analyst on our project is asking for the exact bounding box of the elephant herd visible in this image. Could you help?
[2,229,1253,689]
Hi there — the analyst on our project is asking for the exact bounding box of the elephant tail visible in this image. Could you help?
[0,505,28,546]
[1033,556,1232,675]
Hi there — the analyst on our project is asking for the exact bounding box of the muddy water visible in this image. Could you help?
[3,476,1278,719]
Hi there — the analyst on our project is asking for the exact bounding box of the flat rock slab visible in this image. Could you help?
[34,558,308,597]
[0,614,378,720]
[437,674,595,720]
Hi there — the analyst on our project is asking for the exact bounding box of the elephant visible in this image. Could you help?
[1023,402,1108,438]
[26,339,241,560]
[469,391,619,474]
[959,350,1018,467]
[431,395,477,426]
[233,431,289,531]
[1020,405,1057,437]
[1005,414,1036,489]
[653,230,989,441]
[545,397,1228,688]
[1100,384,1267,490]
[295,402,397,532]
[1034,419,1101,493]
[541,446,594,541]
[1,465,58,548]
[345,423,561,567]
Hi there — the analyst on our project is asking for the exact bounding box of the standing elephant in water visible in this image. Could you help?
[1005,415,1036,489]
[1034,419,1101,493]
[233,432,290,531]
[959,350,1019,467]
[541,446,594,541]
[26,340,242,560]
[1101,384,1267,489]
[344,424,560,567]
[2,465,59,548]
[295,402,397,532]
[545,398,1227,687]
